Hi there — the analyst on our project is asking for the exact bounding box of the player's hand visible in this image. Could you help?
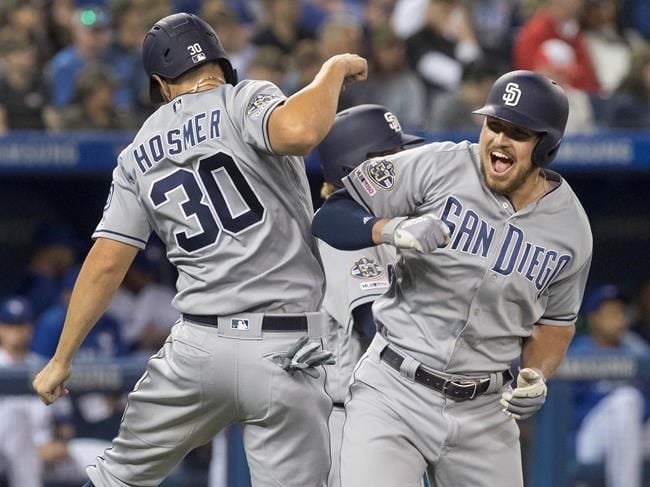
[381,214,450,253]
[270,336,336,379]
[32,358,71,405]
[500,368,547,420]
[325,53,368,83]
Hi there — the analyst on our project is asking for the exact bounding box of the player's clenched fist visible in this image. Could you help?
[500,367,547,420]
[381,214,450,253]
[324,53,368,83]
[32,358,71,405]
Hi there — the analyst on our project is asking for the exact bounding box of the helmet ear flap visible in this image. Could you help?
[532,131,562,167]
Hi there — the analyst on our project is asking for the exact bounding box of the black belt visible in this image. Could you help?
[379,346,512,402]
[183,313,308,332]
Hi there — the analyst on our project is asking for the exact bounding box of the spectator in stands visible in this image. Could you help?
[391,0,428,39]
[58,64,136,131]
[45,0,76,53]
[428,59,499,132]
[201,2,255,80]
[46,6,115,108]
[107,252,177,354]
[580,0,635,95]
[110,0,164,119]
[246,46,286,88]
[405,0,483,93]
[604,44,650,128]
[465,0,519,62]
[16,222,78,319]
[531,39,596,132]
[252,0,315,55]
[0,31,53,133]
[318,13,366,109]
[0,0,54,67]
[569,285,649,487]
[364,0,397,32]
[359,25,427,130]
[514,0,600,92]
[286,40,322,94]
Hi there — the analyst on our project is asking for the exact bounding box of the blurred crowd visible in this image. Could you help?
[0,0,649,136]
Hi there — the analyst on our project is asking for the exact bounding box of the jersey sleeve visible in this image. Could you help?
[228,80,286,155]
[93,150,152,249]
[341,144,439,218]
[538,253,592,326]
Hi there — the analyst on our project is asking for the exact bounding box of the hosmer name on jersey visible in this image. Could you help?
[441,195,571,291]
[134,109,222,173]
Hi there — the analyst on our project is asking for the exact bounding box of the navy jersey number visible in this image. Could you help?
[150,153,264,252]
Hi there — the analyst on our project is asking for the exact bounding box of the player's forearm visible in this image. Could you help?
[269,61,350,154]
[521,324,575,379]
[53,239,136,364]
[312,189,379,250]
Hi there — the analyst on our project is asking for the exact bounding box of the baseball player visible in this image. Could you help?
[313,70,593,487]
[316,104,423,487]
[32,13,367,487]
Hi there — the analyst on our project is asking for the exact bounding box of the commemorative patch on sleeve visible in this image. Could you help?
[354,167,376,196]
[351,257,384,279]
[246,94,281,118]
[366,159,396,190]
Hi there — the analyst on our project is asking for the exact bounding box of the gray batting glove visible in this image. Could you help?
[271,336,335,379]
[381,214,450,253]
[500,368,547,420]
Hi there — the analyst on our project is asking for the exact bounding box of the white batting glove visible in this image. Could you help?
[500,368,547,420]
[271,336,335,379]
[381,214,450,253]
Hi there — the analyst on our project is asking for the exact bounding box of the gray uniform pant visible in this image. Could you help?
[340,335,523,487]
[88,317,332,487]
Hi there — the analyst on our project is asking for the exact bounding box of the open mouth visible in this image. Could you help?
[490,150,515,175]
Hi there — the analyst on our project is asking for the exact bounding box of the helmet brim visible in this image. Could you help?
[473,105,547,135]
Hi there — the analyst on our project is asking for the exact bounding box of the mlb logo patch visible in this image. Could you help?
[231,318,250,330]
[366,159,396,190]
[355,167,376,196]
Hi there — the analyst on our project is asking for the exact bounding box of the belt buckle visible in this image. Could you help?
[444,379,479,402]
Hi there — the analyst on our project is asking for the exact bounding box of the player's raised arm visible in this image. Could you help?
[32,238,137,405]
[267,53,367,155]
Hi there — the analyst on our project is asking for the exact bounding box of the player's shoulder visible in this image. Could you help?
[547,171,592,239]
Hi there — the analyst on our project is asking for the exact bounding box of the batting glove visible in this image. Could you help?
[381,214,450,253]
[271,336,335,379]
[500,368,547,420]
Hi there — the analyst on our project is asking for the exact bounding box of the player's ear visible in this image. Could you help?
[152,74,172,103]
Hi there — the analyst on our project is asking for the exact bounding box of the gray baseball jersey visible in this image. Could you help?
[338,141,592,487]
[94,79,324,315]
[317,240,395,487]
[343,141,592,374]
[87,81,332,487]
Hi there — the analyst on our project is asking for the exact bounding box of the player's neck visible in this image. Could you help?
[167,76,226,100]
[507,169,548,212]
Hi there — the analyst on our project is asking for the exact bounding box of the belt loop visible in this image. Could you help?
[485,372,502,394]
[399,355,419,383]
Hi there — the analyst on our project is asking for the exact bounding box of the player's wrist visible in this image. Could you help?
[372,218,395,245]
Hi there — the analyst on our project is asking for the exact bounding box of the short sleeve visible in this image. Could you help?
[93,151,152,249]
[341,144,438,218]
[538,253,592,326]
[228,80,286,154]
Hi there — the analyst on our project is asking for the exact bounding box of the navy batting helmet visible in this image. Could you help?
[318,105,424,187]
[473,70,569,167]
[143,13,238,103]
